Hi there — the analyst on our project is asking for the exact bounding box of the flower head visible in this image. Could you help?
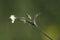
[10,15,16,23]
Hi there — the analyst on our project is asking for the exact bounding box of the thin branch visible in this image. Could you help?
[35,26,53,40]
[26,20,53,40]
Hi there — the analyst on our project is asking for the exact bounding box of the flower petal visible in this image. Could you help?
[10,15,16,23]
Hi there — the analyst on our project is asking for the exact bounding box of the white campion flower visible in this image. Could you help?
[10,15,16,23]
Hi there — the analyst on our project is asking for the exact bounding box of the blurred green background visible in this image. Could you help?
[0,0,60,40]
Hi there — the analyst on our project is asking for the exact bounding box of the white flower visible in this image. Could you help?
[10,15,16,23]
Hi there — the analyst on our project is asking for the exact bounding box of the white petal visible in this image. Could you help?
[10,15,16,23]
[12,20,14,23]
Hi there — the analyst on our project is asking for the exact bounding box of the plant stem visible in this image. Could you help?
[33,25,53,40]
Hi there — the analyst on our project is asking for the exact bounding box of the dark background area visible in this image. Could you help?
[0,0,60,40]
